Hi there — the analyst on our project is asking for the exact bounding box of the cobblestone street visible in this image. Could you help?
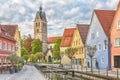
[0,65,47,80]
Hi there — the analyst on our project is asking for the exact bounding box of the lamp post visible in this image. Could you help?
[86,45,96,73]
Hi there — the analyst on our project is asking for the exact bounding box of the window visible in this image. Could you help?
[115,38,120,46]
[96,31,99,38]
[36,23,37,26]
[103,40,107,50]
[98,43,101,51]
[117,20,120,29]
[91,33,95,40]
[114,56,120,68]
[3,42,7,50]
[8,43,11,51]
[101,57,104,64]
[0,40,2,49]
[11,44,15,52]
[37,29,39,33]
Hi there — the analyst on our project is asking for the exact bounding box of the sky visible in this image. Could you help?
[0,0,119,37]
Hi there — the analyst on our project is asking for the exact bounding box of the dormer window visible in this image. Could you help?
[117,20,120,29]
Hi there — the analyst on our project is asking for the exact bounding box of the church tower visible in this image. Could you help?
[34,6,47,54]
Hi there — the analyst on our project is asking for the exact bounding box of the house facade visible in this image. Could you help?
[110,2,120,69]
[60,28,75,64]
[71,24,89,67]
[86,10,115,69]
[45,36,61,62]
[0,25,21,57]
[0,27,16,66]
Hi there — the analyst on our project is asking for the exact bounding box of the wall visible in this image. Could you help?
[86,12,109,69]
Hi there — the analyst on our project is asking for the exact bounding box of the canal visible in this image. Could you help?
[35,64,85,80]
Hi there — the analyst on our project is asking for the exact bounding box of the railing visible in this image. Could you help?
[62,64,120,79]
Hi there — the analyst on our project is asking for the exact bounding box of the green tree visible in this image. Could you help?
[31,39,42,54]
[53,38,61,60]
[65,48,78,59]
[30,54,37,62]
[7,54,23,65]
[21,35,27,47]
[23,55,29,64]
[21,47,28,56]
[35,52,44,62]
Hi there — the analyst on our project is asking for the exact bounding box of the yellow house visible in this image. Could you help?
[1,25,21,57]
[60,28,75,64]
[71,24,89,67]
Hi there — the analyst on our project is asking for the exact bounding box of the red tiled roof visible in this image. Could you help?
[61,28,75,47]
[0,27,16,41]
[77,24,89,44]
[0,24,18,37]
[95,10,115,37]
[47,36,62,44]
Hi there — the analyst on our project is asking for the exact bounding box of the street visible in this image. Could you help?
[0,65,47,80]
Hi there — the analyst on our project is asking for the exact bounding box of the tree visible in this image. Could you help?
[31,39,42,54]
[23,34,33,52]
[7,54,23,65]
[86,45,96,73]
[29,54,37,62]
[35,52,44,62]
[21,35,27,47]
[65,48,78,59]
[53,38,61,60]
[21,47,28,56]
[23,55,29,64]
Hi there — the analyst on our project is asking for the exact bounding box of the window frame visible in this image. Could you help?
[0,40,2,49]
[117,20,120,30]
[114,38,120,47]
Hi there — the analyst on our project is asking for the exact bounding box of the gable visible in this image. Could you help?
[95,10,115,37]
[71,27,84,47]
[86,12,108,44]
[61,28,75,47]
[110,2,120,31]
[34,12,41,21]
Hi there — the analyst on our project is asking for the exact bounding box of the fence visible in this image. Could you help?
[61,64,120,79]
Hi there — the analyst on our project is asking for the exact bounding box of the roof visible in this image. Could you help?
[0,24,18,37]
[95,10,115,37]
[0,27,16,41]
[77,24,89,44]
[61,28,75,47]
[47,36,62,44]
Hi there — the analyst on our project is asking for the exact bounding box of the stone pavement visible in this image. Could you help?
[0,65,47,80]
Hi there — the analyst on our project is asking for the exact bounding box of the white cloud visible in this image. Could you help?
[0,0,118,37]
[19,6,26,15]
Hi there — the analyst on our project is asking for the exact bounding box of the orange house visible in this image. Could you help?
[110,2,120,69]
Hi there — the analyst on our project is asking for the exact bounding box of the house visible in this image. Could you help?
[0,25,21,57]
[45,36,62,62]
[86,10,115,69]
[0,27,16,66]
[71,24,89,67]
[110,2,120,69]
[60,28,75,64]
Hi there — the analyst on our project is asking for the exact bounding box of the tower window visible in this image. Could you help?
[37,29,39,32]
[36,23,37,26]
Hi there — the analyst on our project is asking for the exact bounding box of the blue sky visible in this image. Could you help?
[0,0,119,37]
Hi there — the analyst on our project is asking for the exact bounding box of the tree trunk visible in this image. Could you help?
[90,56,93,73]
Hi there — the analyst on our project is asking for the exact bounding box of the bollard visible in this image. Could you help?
[106,68,108,77]
[117,68,119,79]
[72,71,74,77]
